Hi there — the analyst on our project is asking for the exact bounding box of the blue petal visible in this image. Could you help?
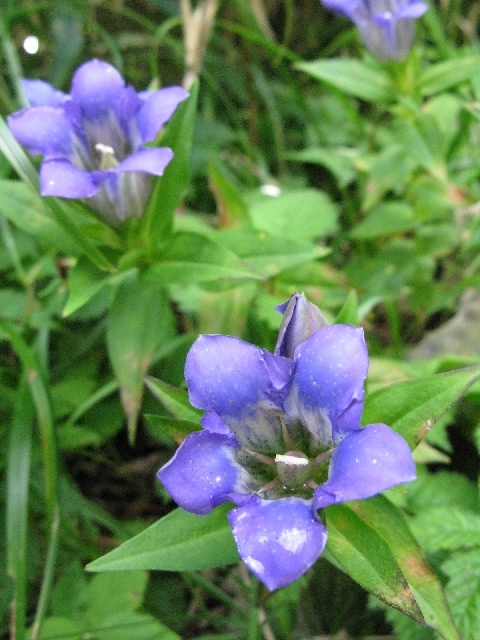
[87,170,149,223]
[136,86,189,143]
[261,349,296,390]
[201,411,233,436]
[376,1,428,20]
[228,496,327,591]
[185,335,293,453]
[321,0,359,18]
[286,324,368,446]
[8,106,73,157]
[118,85,143,133]
[40,159,98,198]
[314,423,416,509]
[157,430,250,515]
[113,147,173,176]
[71,59,126,121]
[321,0,427,61]
[358,16,412,60]
[22,79,68,107]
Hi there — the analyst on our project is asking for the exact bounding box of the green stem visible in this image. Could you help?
[0,214,27,283]
[149,16,182,82]
[6,380,34,640]
[184,572,245,615]
[0,324,57,519]
[31,506,60,640]
[0,115,39,188]
[182,574,244,632]
[0,73,15,111]
[385,300,402,358]
[386,55,416,99]
[247,575,260,640]
[97,0,158,32]
[0,12,27,106]
[0,322,60,639]
[422,4,453,59]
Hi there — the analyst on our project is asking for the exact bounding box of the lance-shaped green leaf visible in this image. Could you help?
[325,504,424,624]
[248,188,338,242]
[296,59,394,103]
[216,228,329,277]
[146,231,262,284]
[144,376,202,423]
[417,55,480,96]
[45,197,117,272]
[86,504,239,572]
[363,367,480,449]
[351,202,417,239]
[139,82,199,246]
[352,496,460,640]
[0,178,119,271]
[208,160,250,228]
[0,180,121,271]
[63,258,135,317]
[107,275,174,443]
[144,414,201,443]
[197,282,257,336]
[411,507,480,552]
[288,147,357,188]
[335,290,359,325]
[443,548,480,640]
[87,572,148,622]
[0,179,76,252]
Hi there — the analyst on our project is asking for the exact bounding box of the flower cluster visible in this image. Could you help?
[158,294,416,591]
[320,0,428,61]
[8,59,188,224]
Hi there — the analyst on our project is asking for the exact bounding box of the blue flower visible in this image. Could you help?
[8,59,188,224]
[321,0,428,60]
[157,294,416,591]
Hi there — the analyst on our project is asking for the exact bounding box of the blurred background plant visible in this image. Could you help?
[2,0,480,639]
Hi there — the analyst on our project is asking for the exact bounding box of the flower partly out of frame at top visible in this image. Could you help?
[157,293,416,591]
[320,0,428,61]
[8,59,188,224]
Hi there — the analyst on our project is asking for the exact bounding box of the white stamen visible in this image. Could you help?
[95,143,118,170]
[275,454,309,466]
[95,143,115,156]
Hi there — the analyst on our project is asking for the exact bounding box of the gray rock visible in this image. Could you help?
[408,288,480,359]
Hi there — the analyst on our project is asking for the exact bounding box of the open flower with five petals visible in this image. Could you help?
[320,0,428,61]
[8,59,188,224]
[158,294,416,591]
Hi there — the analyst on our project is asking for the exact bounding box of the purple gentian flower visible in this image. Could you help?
[158,294,416,591]
[321,0,428,60]
[8,59,188,224]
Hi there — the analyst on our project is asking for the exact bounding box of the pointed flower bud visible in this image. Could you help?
[274,293,329,359]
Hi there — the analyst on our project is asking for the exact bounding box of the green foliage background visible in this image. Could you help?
[2,1,480,638]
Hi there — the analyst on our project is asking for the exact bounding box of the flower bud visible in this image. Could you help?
[274,293,328,359]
